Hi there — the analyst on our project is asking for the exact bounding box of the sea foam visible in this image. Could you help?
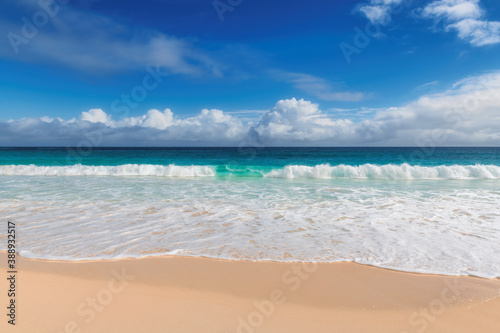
[0,164,216,177]
[2,163,500,179]
[1,174,500,278]
[264,163,500,179]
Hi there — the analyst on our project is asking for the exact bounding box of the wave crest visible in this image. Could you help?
[263,163,500,179]
[0,164,216,177]
[1,163,500,179]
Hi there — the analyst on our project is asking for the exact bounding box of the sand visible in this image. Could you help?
[1,252,500,333]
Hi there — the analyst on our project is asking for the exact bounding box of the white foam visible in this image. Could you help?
[1,175,499,278]
[2,163,500,180]
[264,163,500,179]
[0,164,216,177]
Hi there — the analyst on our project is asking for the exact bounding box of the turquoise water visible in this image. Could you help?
[0,147,499,277]
[1,147,500,169]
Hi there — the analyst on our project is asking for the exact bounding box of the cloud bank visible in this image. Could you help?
[1,72,500,147]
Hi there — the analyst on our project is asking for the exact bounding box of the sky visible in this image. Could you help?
[0,0,499,146]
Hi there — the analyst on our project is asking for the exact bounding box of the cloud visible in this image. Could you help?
[0,1,220,75]
[358,0,403,26]
[421,0,500,46]
[422,0,483,20]
[113,109,175,130]
[80,109,112,124]
[1,72,500,146]
[250,98,355,143]
[0,107,247,146]
[412,80,440,93]
[271,71,366,102]
[447,19,500,46]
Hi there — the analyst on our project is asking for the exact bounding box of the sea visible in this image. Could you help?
[0,147,499,278]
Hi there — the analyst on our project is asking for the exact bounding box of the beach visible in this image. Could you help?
[2,0,500,330]
[1,252,500,333]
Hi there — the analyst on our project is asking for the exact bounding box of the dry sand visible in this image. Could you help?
[1,252,500,333]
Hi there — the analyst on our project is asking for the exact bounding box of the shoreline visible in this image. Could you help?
[1,253,500,332]
[2,250,499,280]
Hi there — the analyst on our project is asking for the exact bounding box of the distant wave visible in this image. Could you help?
[0,164,216,177]
[1,163,500,179]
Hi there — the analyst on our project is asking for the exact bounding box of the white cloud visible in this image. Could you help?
[80,109,112,124]
[251,98,355,143]
[358,0,402,25]
[0,1,220,75]
[1,72,500,146]
[422,0,500,46]
[272,71,366,102]
[114,109,174,130]
[422,0,483,20]
[448,19,500,46]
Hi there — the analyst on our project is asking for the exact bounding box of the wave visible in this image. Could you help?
[264,163,500,179]
[1,163,500,179]
[0,164,216,177]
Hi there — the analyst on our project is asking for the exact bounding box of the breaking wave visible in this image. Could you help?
[1,163,500,179]
[264,163,500,179]
[0,164,216,177]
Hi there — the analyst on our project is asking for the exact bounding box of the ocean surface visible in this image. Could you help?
[1,147,499,278]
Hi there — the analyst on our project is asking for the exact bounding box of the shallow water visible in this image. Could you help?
[0,147,499,278]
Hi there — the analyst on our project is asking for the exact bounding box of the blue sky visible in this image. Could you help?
[0,0,500,146]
